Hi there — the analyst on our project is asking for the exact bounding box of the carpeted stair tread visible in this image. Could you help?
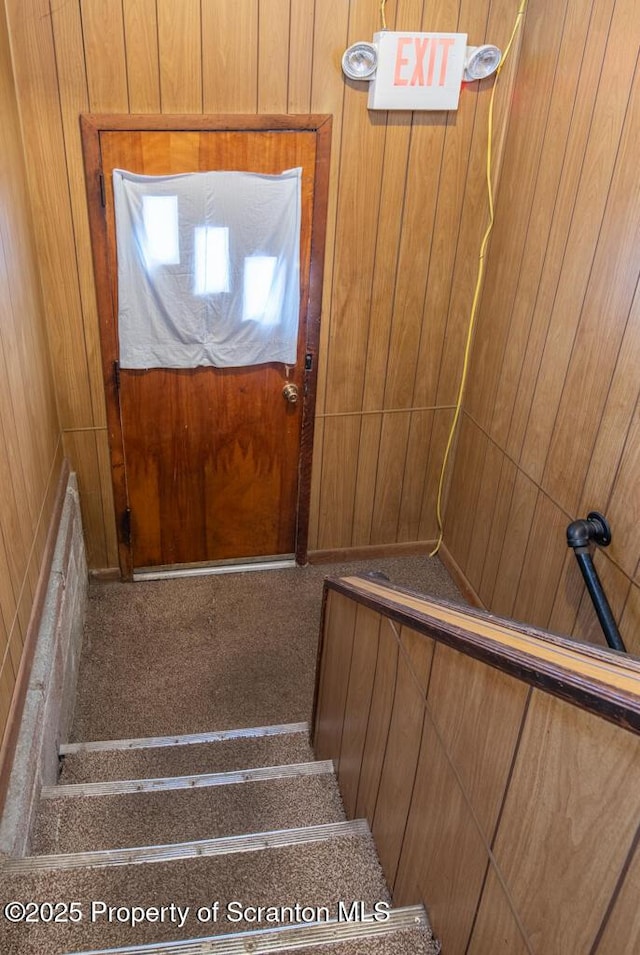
[0,835,390,954]
[59,731,314,784]
[285,927,439,954]
[31,774,345,854]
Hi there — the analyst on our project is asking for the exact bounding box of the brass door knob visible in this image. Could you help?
[282,382,299,404]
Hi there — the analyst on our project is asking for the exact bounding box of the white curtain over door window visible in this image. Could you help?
[112,167,302,369]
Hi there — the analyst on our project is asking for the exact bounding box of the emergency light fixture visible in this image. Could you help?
[342,32,502,110]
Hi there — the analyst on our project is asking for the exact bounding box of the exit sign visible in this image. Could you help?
[368,32,468,111]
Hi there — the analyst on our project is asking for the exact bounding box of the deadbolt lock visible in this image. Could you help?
[282,382,299,404]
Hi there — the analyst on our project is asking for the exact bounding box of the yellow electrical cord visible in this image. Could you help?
[380,0,388,31]
[429,0,528,557]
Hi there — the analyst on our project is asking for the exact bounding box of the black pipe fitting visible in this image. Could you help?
[566,511,611,549]
[566,511,626,653]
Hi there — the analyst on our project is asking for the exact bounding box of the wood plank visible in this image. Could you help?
[620,583,640,658]
[0,336,33,598]
[426,642,530,841]
[5,0,93,429]
[0,527,18,665]
[519,0,640,484]
[370,413,411,545]
[313,592,358,762]
[202,0,257,112]
[419,0,499,411]
[491,476,538,619]
[512,491,570,630]
[323,0,387,415]
[307,416,324,551]
[604,398,640,580]
[398,624,434,697]
[580,281,640,520]
[465,438,504,592]
[355,621,399,825]
[441,415,487,572]
[350,414,383,547]
[464,0,571,430]
[96,430,119,569]
[477,455,517,607]
[382,110,447,411]
[467,865,532,955]
[490,690,640,953]
[594,830,640,953]
[417,407,455,543]
[488,0,599,448]
[81,0,129,111]
[122,0,161,113]
[0,657,16,748]
[158,0,202,112]
[50,1,107,431]
[258,0,290,113]
[543,51,640,514]
[360,110,414,413]
[372,626,431,887]
[316,415,361,549]
[505,0,617,462]
[397,410,434,543]
[548,548,584,638]
[0,245,56,539]
[394,710,493,953]
[288,0,314,112]
[8,609,24,675]
[63,431,107,570]
[337,606,381,817]
[309,0,349,417]
[0,457,68,813]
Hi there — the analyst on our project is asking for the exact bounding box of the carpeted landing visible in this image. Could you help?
[0,556,456,954]
[72,555,462,741]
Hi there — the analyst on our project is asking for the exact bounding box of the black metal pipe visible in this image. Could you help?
[566,511,626,653]
[572,549,626,653]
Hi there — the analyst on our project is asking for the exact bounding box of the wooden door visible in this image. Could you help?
[82,116,331,577]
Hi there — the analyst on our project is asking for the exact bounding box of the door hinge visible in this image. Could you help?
[99,173,106,207]
[113,359,120,391]
[120,507,132,547]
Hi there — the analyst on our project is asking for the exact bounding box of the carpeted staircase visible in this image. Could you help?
[0,559,454,954]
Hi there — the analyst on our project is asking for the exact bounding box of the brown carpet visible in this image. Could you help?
[71,556,462,742]
[0,556,449,955]
[0,836,392,952]
[32,774,346,854]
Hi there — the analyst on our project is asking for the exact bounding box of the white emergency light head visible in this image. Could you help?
[463,44,502,81]
[341,41,378,81]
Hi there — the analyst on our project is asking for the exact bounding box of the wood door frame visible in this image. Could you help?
[81,113,332,579]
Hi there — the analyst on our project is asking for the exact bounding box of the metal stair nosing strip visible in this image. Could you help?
[60,722,310,755]
[62,905,429,955]
[2,819,371,874]
[41,760,334,798]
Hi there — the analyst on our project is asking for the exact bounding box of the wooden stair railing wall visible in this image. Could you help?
[313,575,640,955]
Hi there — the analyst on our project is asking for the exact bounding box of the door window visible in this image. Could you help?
[113,167,301,369]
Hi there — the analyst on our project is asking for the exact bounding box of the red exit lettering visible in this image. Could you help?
[394,36,456,88]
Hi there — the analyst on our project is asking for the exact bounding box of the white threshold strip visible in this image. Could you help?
[60,722,309,755]
[4,819,370,874]
[133,557,296,582]
[63,906,429,955]
[41,761,333,799]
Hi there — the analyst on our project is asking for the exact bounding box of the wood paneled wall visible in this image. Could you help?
[0,3,63,754]
[444,0,640,653]
[315,585,640,953]
[3,0,522,568]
